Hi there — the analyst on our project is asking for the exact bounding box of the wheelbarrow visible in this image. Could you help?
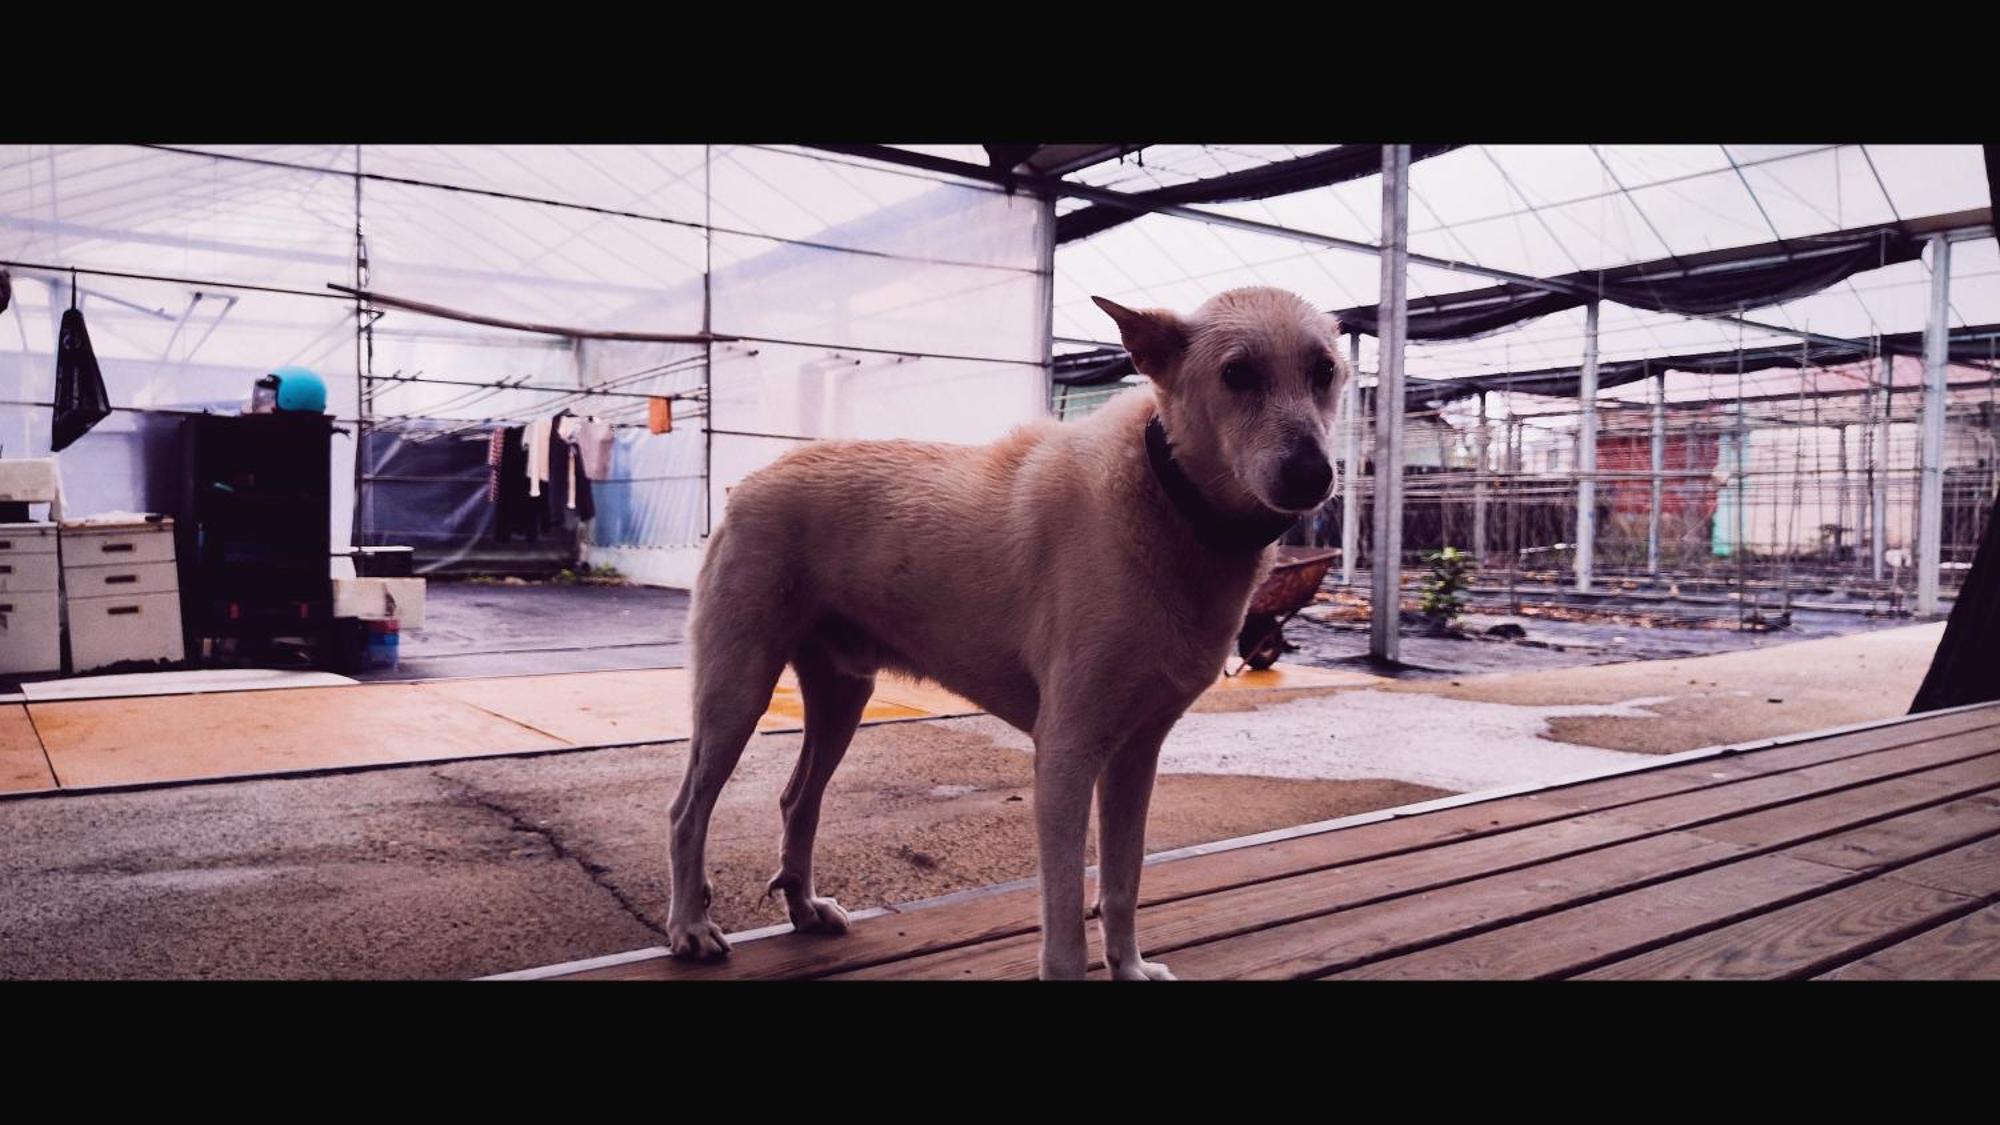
[1232,546,1339,673]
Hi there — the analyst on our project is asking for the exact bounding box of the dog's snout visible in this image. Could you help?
[1273,438,1333,510]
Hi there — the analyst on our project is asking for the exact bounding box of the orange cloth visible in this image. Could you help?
[648,396,673,434]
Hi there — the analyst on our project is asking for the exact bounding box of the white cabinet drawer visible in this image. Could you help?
[67,591,186,673]
[0,523,59,557]
[62,525,177,570]
[0,593,61,674]
[0,552,60,593]
[64,560,178,599]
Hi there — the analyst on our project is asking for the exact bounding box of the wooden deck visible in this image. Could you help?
[512,701,2000,981]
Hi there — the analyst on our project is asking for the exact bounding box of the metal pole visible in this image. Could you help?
[1036,187,1058,415]
[1341,332,1362,587]
[1873,351,1890,582]
[703,144,715,537]
[1835,421,1850,565]
[1473,391,1489,564]
[1575,300,1600,593]
[1648,365,1664,576]
[1917,233,1950,616]
[1370,144,1410,664]
[352,145,372,554]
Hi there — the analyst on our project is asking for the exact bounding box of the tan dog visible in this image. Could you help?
[666,286,1348,979]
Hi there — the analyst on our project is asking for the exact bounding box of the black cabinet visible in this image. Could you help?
[176,413,334,664]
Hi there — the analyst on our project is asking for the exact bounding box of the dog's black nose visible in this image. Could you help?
[1274,442,1333,510]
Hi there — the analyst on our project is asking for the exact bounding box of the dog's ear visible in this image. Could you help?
[1093,296,1189,380]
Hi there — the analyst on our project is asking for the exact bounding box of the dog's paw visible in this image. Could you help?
[666,917,732,960]
[766,871,851,935]
[787,895,852,935]
[1110,958,1178,981]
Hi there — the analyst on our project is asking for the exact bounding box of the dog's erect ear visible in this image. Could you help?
[1093,296,1189,380]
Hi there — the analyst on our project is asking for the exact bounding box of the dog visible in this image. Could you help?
[666,286,1348,979]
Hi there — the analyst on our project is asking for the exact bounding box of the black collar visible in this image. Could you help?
[1144,414,1296,554]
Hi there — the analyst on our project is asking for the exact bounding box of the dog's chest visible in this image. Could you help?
[1133,558,1261,686]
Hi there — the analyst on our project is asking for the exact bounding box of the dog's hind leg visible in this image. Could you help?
[666,570,797,960]
[766,637,871,936]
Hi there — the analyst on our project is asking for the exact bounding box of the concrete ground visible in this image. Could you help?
[357,581,689,681]
[0,718,1441,979]
[0,621,1946,980]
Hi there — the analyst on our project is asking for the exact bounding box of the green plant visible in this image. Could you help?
[1419,546,1475,630]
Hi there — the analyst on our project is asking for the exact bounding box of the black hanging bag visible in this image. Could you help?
[52,298,112,452]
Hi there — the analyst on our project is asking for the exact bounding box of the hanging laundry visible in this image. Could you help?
[544,410,595,523]
[556,415,582,511]
[485,428,506,502]
[576,417,615,481]
[492,425,548,543]
[523,416,555,498]
[52,304,112,452]
[648,396,673,435]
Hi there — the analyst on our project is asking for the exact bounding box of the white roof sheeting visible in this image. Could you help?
[1054,144,1995,387]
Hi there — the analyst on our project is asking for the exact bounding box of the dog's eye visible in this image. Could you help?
[1222,360,1258,391]
[1311,356,1337,391]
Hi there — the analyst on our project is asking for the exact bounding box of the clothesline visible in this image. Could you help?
[362,368,709,404]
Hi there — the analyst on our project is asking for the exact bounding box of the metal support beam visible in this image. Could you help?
[1575,300,1600,593]
[1648,366,1665,576]
[1836,421,1850,565]
[1370,145,1410,665]
[1472,391,1489,563]
[1917,234,1951,616]
[803,144,1960,365]
[1872,351,1890,582]
[1341,332,1362,587]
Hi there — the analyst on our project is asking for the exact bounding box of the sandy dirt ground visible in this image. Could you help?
[0,622,1945,979]
[0,713,1441,980]
[1381,621,1944,754]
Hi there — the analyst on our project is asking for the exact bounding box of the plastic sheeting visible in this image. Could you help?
[1,145,1056,587]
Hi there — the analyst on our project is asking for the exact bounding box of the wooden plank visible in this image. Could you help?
[1862,830,2000,899]
[1816,904,2000,980]
[1688,766,2000,850]
[841,749,2000,981]
[1343,795,2000,981]
[0,704,55,794]
[32,684,564,789]
[1572,737,2000,835]
[1331,853,1858,980]
[1572,876,1978,981]
[830,829,1752,980]
[1579,831,2000,982]
[1779,791,2000,875]
[558,718,2000,981]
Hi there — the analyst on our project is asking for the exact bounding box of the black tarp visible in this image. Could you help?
[1057,213,1992,407]
[357,423,580,577]
[1058,322,2000,414]
[1395,322,2000,411]
[1056,144,1460,246]
[1910,495,2000,713]
[1336,223,1923,339]
[52,307,112,452]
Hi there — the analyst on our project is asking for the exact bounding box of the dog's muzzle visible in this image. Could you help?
[1271,441,1334,511]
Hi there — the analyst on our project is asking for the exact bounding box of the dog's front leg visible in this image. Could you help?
[1032,749,1098,981]
[1097,730,1176,981]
